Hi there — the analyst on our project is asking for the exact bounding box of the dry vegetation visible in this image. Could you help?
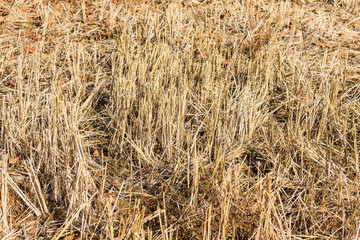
[1,0,360,239]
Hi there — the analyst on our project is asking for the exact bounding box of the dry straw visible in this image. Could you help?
[0,0,360,239]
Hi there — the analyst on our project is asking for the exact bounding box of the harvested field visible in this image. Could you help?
[1,0,360,239]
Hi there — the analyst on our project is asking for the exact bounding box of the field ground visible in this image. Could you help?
[1,0,360,239]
